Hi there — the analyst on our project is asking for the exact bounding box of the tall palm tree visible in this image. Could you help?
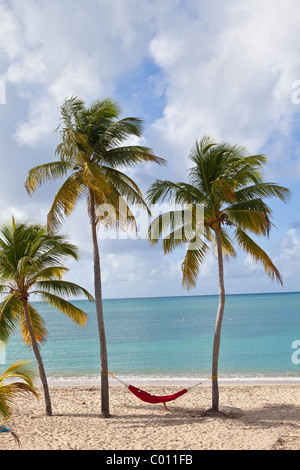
[147,135,290,412]
[25,96,165,417]
[0,218,93,416]
[0,360,38,421]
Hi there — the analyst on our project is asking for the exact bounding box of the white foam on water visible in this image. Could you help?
[43,373,300,387]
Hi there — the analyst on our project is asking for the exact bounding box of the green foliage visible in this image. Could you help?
[147,135,290,289]
[25,96,166,232]
[0,360,38,420]
[0,218,93,346]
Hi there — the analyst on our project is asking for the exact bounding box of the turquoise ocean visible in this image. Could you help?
[1,292,300,385]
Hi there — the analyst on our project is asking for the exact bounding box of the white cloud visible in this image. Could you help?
[275,229,300,278]
[149,0,300,179]
[5,51,46,85]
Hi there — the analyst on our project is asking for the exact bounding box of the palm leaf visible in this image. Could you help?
[181,238,209,290]
[234,227,283,285]
[47,172,86,231]
[25,161,71,195]
[29,266,69,283]
[0,294,22,344]
[226,208,272,236]
[220,228,236,258]
[0,360,38,420]
[101,166,150,211]
[36,291,89,327]
[95,117,144,151]
[19,303,48,346]
[34,280,94,301]
[234,182,290,203]
[101,145,166,168]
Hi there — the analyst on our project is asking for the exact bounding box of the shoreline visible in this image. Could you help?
[45,374,300,387]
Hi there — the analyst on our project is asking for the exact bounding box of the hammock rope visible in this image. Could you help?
[103,369,217,407]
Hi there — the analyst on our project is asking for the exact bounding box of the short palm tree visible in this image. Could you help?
[0,360,38,421]
[25,96,165,417]
[147,135,290,412]
[0,218,93,416]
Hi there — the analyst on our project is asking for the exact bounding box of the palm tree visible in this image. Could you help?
[147,135,290,412]
[0,360,38,421]
[0,218,93,416]
[25,96,166,417]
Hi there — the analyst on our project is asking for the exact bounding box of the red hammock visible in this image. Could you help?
[128,385,188,404]
[104,370,215,407]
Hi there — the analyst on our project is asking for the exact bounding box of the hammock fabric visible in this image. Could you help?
[128,385,188,404]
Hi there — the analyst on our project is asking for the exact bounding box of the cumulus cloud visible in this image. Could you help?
[275,229,300,278]
[149,0,300,179]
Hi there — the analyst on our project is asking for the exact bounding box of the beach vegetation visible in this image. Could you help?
[0,360,38,421]
[0,218,93,416]
[147,135,290,413]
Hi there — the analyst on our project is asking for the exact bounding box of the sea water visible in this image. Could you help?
[1,292,300,385]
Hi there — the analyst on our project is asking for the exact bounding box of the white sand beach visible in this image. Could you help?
[1,383,300,450]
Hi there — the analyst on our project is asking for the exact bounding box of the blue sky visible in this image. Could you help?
[0,0,300,299]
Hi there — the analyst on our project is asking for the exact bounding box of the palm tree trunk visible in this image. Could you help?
[23,300,52,416]
[88,188,110,418]
[211,224,226,412]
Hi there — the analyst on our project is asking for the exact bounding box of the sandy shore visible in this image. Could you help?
[1,384,300,450]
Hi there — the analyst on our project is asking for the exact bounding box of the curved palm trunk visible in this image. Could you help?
[23,300,52,416]
[211,225,226,412]
[88,188,110,418]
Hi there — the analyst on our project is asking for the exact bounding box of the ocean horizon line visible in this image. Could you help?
[29,289,300,304]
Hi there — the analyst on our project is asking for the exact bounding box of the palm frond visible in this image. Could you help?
[19,303,48,346]
[0,360,38,420]
[47,172,86,231]
[181,238,209,290]
[148,209,189,245]
[220,228,236,258]
[25,161,71,195]
[95,117,144,151]
[226,207,272,236]
[101,166,150,212]
[34,280,94,302]
[234,227,283,285]
[0,294,22,344]
[29,266,69,283]
[101,145,166,168]
[82,161,113,195]
[147,180,206,205]
[36,292,88,327]
[234,182,291,203]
